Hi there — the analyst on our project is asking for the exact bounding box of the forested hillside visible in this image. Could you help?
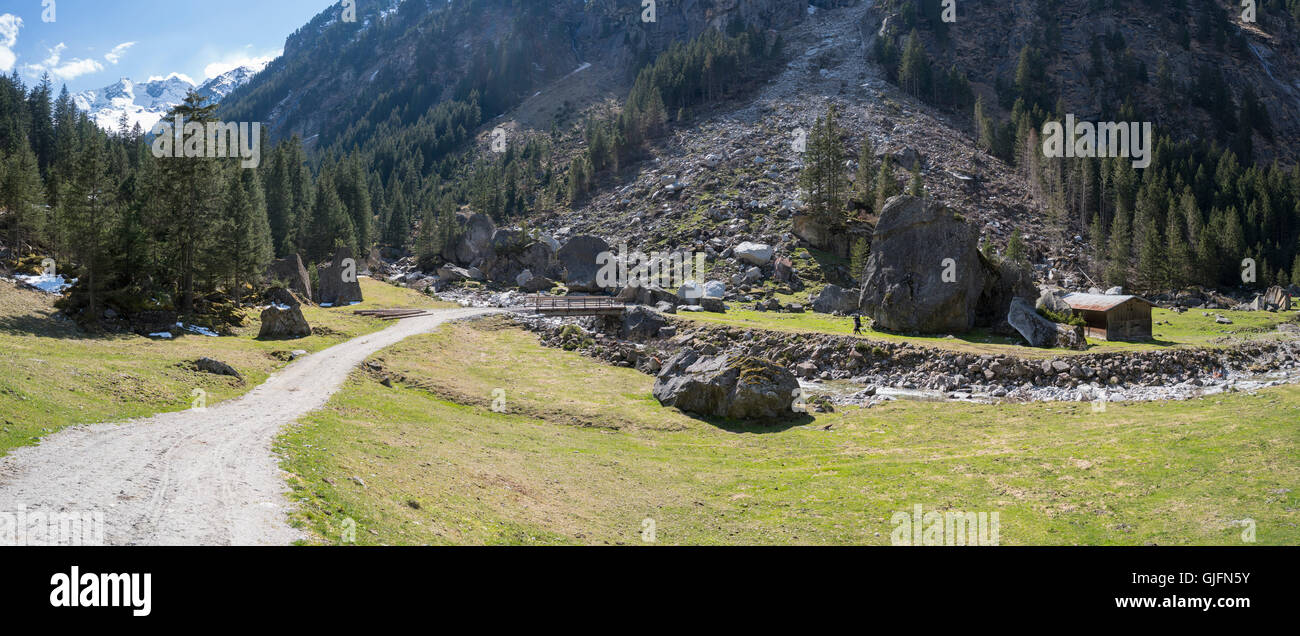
[868,0,1300,290]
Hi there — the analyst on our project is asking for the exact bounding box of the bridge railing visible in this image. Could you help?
[526,295,624,312]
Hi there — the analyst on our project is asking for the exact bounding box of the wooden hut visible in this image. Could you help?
[1061,293,1154,341]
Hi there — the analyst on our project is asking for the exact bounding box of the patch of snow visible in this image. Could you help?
[14,273,74,294]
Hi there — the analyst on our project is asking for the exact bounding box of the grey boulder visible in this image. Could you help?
[653,350,801,422]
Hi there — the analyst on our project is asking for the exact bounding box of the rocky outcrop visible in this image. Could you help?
[316,247,364,305]
[258,305,311,339]
[558,235,610,292]
[653,350,800,422]
[267,254,312,301]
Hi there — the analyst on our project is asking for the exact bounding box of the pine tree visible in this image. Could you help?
[222,168,273,304]
[1,140,45,254]
[1006,230,1028,266]
[308,170,356,262]
[1136,209,1164,291]
[153,92,224,316]
[59,137,117,321]
[850,236,871,283]
[908,163,924,197]
[1164,199,1192,289]
[1106,206,1132,287]
[898,29,932,98]
[798,104,847,225]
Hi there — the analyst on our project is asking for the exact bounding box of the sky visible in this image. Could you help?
[0,0,340,92]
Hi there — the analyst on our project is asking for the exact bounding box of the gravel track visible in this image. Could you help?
[0,308,494,546]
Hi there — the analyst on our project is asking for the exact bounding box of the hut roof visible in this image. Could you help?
[1061,293,1154,312]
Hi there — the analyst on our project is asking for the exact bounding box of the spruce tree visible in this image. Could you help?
[153,92,224,316]
[1,140,45,254]
[1106,206,1132,287]
[798,104,847,225]
[222,168,273,304]
[59,137,117,321]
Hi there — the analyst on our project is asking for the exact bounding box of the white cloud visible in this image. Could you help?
[146,72,196,85]
[104,41,135,65]
[51,57,103,80]
[0,14,22,72]
[24,42,103,81]
[203,50,279,80]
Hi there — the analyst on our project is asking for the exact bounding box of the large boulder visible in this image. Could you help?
[558,235,610,292]
[617,284,678,307]
[517,242,557,278]
[521,274,556,293]
[316,247,364,306]
[258,305,311,339]
[859,196,988,333]
[621,306,667,340]
[653,350,801,422]
[811,284,860,314]
[1007,297,1060,347]
[448,213,497,266]
[437,264,474,282]
[734,242,774,266]
[677,281,705,302]
[1259,286,1292,311]
[1007,297,1086,350]
[267,254,312,301]
[703,280,727,299]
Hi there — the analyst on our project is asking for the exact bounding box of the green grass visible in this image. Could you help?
[278,318,1300,546]
[672,305,1299,358]
[0,277,453,457]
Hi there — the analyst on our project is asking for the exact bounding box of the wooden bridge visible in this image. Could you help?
[525,295,627,317]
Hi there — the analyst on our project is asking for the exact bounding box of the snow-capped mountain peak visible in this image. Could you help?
[73,63,268,132]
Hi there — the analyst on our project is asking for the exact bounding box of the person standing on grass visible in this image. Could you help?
[853,313,863,335]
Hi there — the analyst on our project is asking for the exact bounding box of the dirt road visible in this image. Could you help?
[0,308,494,546]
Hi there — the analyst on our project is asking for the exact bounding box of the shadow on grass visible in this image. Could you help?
[684,411,815,434]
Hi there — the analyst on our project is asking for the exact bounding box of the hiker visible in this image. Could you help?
[853,314,863,335]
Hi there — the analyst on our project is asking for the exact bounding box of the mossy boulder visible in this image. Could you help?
[653,350,800,422]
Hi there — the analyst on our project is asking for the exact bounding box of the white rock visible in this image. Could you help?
[734,242,774,266]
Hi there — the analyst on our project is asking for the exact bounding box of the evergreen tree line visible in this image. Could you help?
[0,73,383,324]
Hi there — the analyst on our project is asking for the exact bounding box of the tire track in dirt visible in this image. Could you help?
[0,308,496,546]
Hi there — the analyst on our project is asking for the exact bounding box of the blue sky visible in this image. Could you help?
[0,0,339,92]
